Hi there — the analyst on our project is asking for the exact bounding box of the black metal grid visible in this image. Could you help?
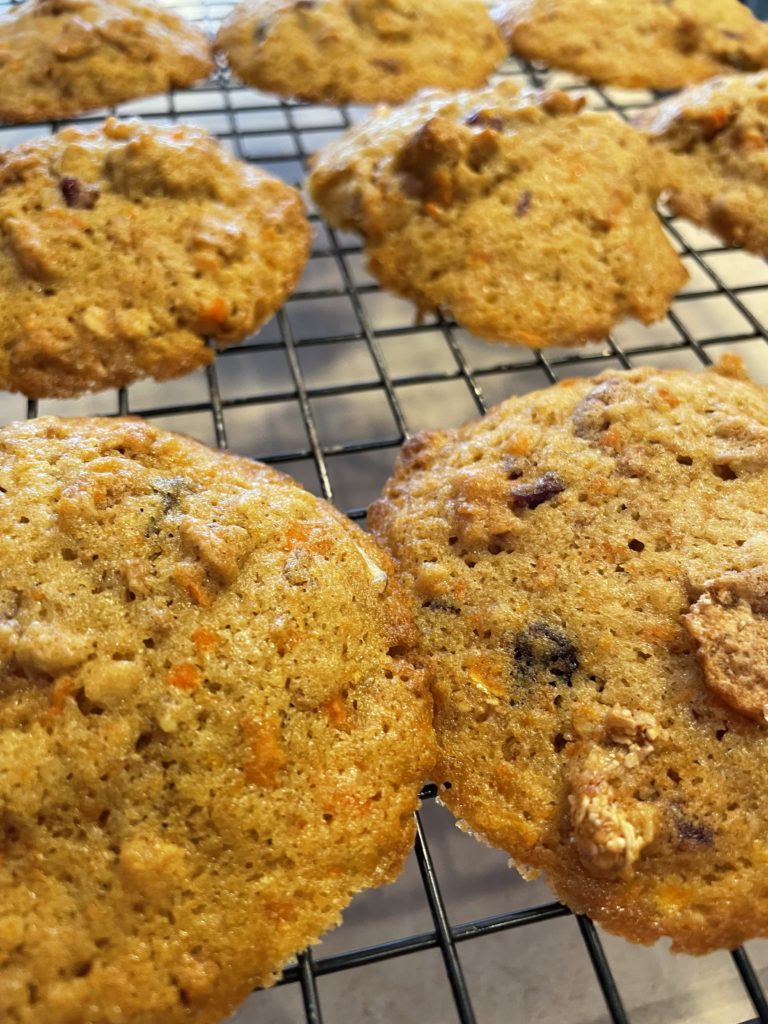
[3,0,768,1020]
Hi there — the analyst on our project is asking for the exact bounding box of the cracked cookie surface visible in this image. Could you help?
[492,0,768,90]
[370,357,768,953]
[635,72,768,258]
[0,118,311,398]
[309,82,686,350]
[0,0,213,123]
[215,0,506,105]
[0,416,433,1024]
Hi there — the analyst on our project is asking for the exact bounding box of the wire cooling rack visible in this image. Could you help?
[3,0,768,1021]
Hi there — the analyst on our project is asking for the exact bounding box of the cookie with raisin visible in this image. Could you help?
[634,72,768,257]
[0,0,213,123]
[0,415,433,1024]
[0,118,311,398]
[370,356,768,953]
[309,81,687,350]
[215,0,506,105]
[492,0,768,90]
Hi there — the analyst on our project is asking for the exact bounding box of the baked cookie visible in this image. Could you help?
[0,416,433,1024]
[309,82,687,350]
[634,73,768,257]
[492,0,768,90]
[215,0,506,105]
[0,0,213,124]
[370,356,768,954]
[0,118,310,399]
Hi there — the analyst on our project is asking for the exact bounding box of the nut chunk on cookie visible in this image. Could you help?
[634,73,768,258]
[0,416,433,1024]
[685,567,768,722]
[0,0,213,123]
[492,0,768,90]
[370,358,768,953]
[215,0,506,104]
[0,118,311,398]
[309,82,686,350]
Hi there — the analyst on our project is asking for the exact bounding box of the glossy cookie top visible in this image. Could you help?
[0,118,311,398]
[371,357,768,954]
[0,415,433,1024]
[216,0,506,104]
[0,0,213,123]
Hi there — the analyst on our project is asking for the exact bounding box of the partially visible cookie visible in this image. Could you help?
[492,0,768,90]
[0,0,213,123]
[370,357,768,954]
[309,82,687,350]
[215,0,506,105]
[0,415,433,1024]
[0,118,311,398]
[634,73,768,257]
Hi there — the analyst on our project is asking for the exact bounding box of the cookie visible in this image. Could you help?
[0,0,213,124]
[634,73,768,257]
[309,82,687,350]
[215,0,506,105]
[0,415,433,1024]
[491,0,768,90]
[370,356,768,954]
[0,118,311,399]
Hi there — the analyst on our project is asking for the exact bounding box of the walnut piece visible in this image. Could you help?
[569,706,664,880]
[684,566,768,722]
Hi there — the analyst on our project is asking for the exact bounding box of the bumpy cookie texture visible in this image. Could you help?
[370,357,768,953]
[215,0,506,105]
[492,0,768,90]
[309,82,686,349]
[0,118,311,398]
[0,417,433,1024]
[0,0,213,123]
[635,73,768,258]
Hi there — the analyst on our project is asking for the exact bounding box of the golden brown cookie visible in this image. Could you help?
[0,415,433,1024]
[634,72,768,257]
[0,0,213,124]
[309,82,687,350]
[0,118,311,399]
[492,0,768,90]
[215,0,506,105]
[370,356,768,954]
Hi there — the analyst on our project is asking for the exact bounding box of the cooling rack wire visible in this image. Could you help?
[3,0,768,1020]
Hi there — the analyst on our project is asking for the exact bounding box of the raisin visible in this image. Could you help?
[254,17,271,41]
[422,599,461,615]
[153,476,192,514]
[465,110,504,132]
[515,190,532,218]
[572,377,628,440]
[372,58,401,73]
[513,621,579,687]
[59,176,99,210]
[510,471,565,510]
[676,817,714,846]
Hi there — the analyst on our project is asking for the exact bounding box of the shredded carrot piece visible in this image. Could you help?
[282,522,310,550]
[172,564,209,607]
[192,627,219,655]
[167,663,200,691]
[600,424,624,449]
[200,296,229,323]
[242,717,285,787]
[656,387,680,408]
[505,431,532,457]
[43,675,75,723]
[282,521,332,555]
[322,695,347,728]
